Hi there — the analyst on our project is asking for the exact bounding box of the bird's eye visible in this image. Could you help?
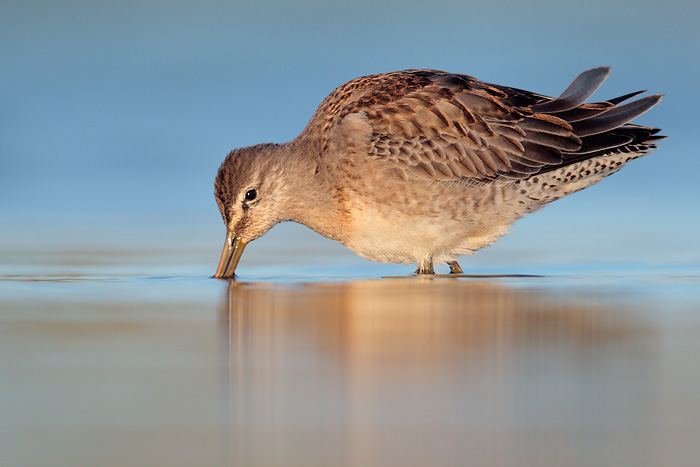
[245,189,257,201]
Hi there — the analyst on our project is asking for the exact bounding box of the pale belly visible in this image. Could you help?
[324,150,647,268]
[323,154,532,267]
[341,188,516,266]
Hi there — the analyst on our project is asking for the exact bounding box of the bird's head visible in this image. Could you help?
[213,143,293,278]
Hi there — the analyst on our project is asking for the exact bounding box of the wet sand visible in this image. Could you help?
[2,238,700,466]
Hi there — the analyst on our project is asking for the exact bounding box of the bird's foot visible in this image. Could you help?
[447,261,463,274]
[415,257,435,275]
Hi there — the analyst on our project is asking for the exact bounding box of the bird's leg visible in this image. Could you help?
[447,261,463,274]
[415,256,435,275]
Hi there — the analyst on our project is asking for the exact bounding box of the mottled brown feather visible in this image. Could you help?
[300,68,662,183]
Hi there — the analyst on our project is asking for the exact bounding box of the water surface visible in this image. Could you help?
[2,239,699,466]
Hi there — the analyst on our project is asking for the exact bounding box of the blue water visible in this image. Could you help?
[2,244,700,466]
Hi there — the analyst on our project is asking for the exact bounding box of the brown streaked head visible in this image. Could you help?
[213,143,291,279]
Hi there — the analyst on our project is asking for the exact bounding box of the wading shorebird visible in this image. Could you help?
[214,67,663,277]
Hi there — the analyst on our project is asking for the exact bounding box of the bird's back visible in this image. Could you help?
[301,67,662,182]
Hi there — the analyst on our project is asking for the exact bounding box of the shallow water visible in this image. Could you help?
[2,231,700,467]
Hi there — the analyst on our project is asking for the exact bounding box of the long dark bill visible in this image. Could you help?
[214,230,247,279]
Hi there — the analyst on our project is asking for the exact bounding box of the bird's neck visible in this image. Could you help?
[277,139,348,243]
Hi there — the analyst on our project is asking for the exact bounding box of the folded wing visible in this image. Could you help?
[307,67,662,182]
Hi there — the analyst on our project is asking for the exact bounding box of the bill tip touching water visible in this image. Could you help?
[214,66,664,278]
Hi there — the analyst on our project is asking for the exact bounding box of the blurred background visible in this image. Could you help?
[1,0,699,269]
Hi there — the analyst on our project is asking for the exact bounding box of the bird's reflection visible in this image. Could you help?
[218,278,654,467]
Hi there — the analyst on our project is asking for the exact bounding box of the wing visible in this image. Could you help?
[303,67,662,182]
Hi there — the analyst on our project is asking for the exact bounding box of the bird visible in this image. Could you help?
[213,67,663,278]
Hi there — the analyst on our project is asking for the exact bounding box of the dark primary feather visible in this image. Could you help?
[530,66,611,113]
[570,95,662,137]
[302,67,663,183]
